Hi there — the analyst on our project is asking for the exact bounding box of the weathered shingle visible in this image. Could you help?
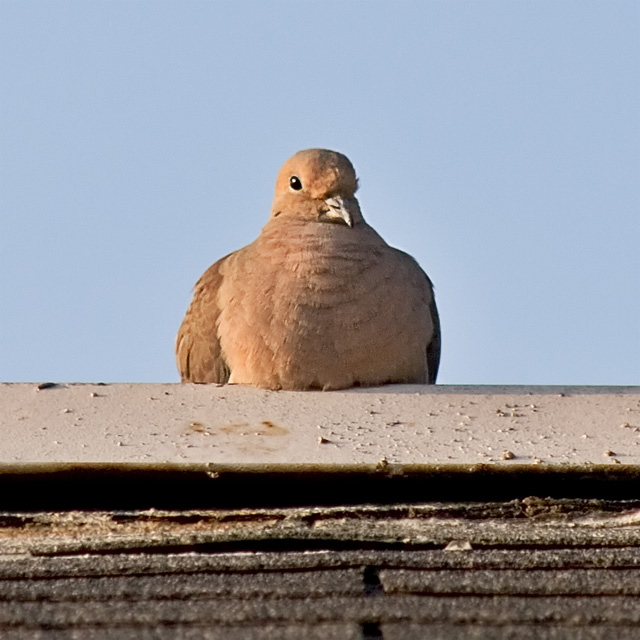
[2,384,639,638]
[2,506,640,638]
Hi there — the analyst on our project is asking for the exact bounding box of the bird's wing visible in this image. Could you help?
[425,275,441,384]
[175,253,234,383]
[391,248,441,384]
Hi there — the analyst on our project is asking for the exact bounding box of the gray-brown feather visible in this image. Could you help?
[391,248,441,385]
[176,256,232,383]
[426,284,441,384]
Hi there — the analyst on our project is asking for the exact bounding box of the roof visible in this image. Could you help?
[2,383,638,472]
[1,384,640,637]
[3,500,640,638]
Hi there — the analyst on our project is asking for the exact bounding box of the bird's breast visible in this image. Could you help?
[216,224,431,389]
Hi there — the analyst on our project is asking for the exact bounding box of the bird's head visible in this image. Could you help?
[270,149,362,228]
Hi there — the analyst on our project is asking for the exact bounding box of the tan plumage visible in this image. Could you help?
[176,149,440,390]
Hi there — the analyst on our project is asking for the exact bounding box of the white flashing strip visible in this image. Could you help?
[1,383,639,472]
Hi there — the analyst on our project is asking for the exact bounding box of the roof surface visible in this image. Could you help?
[2,500,640,638]
[1,383,639,470]
[2,384,640,638]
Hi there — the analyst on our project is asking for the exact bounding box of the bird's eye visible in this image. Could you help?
[289,175,302,191]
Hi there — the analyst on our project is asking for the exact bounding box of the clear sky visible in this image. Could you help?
[1,0,638,385]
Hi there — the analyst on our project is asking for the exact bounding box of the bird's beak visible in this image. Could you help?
[320,196,354,228]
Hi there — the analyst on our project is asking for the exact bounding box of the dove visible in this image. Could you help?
[176,149,440,390]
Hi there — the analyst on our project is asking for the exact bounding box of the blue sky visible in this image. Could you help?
[1,0,638,385]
